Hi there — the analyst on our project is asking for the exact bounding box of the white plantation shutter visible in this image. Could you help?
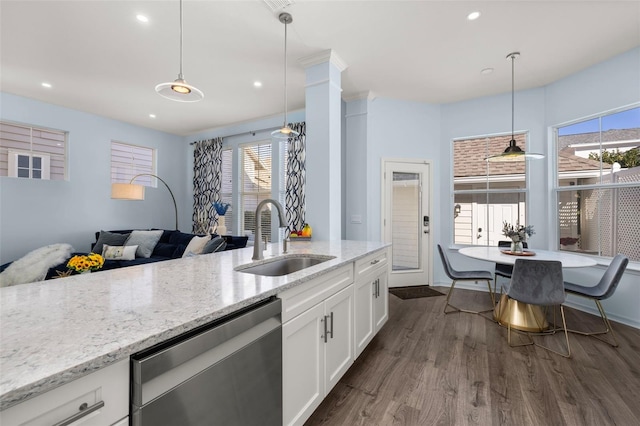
[111,141,155,187]
[0,121,66,180]
[242,142,273,240]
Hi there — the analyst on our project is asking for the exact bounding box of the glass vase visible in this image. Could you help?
[510,241,523,253]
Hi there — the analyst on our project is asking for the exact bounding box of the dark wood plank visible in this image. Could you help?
[305,287,640,426]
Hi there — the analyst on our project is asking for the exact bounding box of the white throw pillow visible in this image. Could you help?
[182,235,211,258]
[102,244,137,261]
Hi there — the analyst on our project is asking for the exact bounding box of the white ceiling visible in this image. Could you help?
[1,1,639,136]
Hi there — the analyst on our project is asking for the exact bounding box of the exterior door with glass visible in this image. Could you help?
[382,160,431,287]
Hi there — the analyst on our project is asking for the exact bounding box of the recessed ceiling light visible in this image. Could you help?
[481,68,494,75]
[253,81,263,88]
[467,11,481,21]
[149,114,156,119]
[136,14,149,23]
[41,82,52,88]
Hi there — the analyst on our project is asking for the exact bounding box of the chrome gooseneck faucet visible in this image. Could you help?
[252,199,288,261]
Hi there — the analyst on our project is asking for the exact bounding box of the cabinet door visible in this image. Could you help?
[374,271,389,333]
[324,285,354,394]
[354,273,374,357]
[282,303,325,426]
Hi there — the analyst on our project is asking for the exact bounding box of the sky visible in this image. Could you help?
[558,106,639,136]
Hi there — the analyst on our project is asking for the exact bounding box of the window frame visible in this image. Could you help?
[0,120,67,180]
[552,103,640,261]
[451,130,531,247]
[110,141,156,188]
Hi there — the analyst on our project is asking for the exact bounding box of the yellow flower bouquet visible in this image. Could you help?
[67,253,105,273]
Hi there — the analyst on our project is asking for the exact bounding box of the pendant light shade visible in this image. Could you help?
[272,12,299,139]
[155,0,204,102]
[487,52,543,162]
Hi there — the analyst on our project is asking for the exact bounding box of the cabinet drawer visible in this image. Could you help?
[355,248,388,279]
[0,359,129,426]
[279,264,354,323]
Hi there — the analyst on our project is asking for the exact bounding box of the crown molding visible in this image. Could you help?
[298,49,348,71]
[342,91,376,102]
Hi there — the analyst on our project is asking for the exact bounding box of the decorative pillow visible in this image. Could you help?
[201,236,227,254]
[93,231,130,255]
[102,244,137,261]
[182,235,211,258]
[125,230,163,258]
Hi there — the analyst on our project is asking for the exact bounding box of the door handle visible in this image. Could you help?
[328,312,334,340]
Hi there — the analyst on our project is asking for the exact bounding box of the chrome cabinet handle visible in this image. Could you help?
[53,400,104,426]
[376,278,380,298]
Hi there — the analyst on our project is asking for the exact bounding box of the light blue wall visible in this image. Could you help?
[358,97,441,242]
[0,93,186,264]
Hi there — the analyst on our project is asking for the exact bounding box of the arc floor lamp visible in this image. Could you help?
[111,174,178,230]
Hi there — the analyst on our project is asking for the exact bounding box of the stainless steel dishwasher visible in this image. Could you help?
[131,297,282,426]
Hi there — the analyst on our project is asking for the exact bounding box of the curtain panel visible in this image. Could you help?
[286,122,306,232]
[192,138,223,234]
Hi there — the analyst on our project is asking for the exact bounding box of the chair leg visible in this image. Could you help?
[566,299,619,347]
[485,279,496,307]
[532,305,571,358]
[444,279,460,314]
[444,279,495,315]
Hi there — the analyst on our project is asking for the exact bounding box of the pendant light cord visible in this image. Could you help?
[511,53,515,141]
[178,0,184,80]
[283,17,288,128]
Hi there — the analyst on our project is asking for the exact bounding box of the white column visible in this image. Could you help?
[344,92,374,241]
[300,50,347,241]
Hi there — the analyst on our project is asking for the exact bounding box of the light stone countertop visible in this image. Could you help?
[0,240,389,410]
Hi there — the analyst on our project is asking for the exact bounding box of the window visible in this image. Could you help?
[554,106,640,262]
[452,133,528,246]
[0,121,66,180]
[111,141,155,187]
[240,141,288,242]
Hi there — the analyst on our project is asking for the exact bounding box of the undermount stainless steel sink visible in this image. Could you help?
[236,255,335,277]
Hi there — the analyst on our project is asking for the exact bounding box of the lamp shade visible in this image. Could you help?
[271,126,299,139]
[111,183,145,200]
[155,78,204,102]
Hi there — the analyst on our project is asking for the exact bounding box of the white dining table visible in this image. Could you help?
[458,246,597,268]
[458,246,597,331]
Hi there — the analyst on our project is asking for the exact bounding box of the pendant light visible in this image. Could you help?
[272,12,299,139]
[155,0,204,102]
[487,52,543,162]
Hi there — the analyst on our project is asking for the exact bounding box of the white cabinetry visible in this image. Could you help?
[0,359,129,426]
[280,265,354,426]
[354,248,389,357]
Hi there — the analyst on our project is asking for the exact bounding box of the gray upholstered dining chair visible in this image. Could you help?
[437,244,495,314]
[564,254,629,347]
[503,258,570,358]
[494,240,528,292]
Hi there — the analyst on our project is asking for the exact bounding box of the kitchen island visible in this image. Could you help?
[0,240,389,423]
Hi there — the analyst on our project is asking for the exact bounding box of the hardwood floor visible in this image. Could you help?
[305,287,640,426]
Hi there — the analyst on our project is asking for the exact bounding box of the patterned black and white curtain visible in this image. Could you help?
[192,138,222,234]
[286,122,306,232]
